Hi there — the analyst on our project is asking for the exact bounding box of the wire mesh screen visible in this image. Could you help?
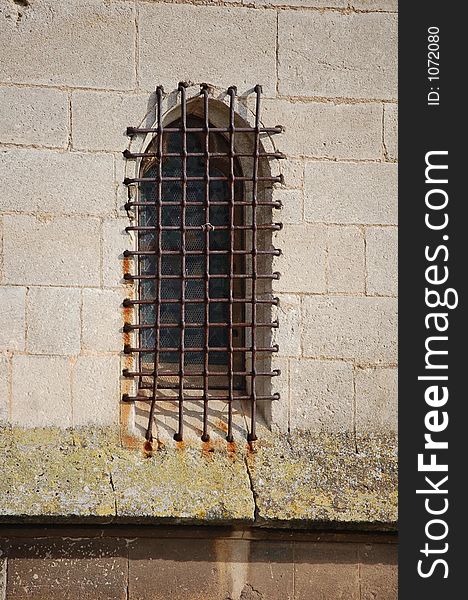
[122,84,284,443]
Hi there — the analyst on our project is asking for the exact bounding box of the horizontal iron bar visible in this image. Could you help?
[124,272,280,281]
[123,321,279,331]
[126,126,284,135]
[123,149,286,160]
[123,249,281,257]
[123,297,279,306]
[124,201,282,209]
[126,224,282,231]
[124,344,279,354]
[122,392,281,402]
[124,175,283,184]
[123,369,281,377]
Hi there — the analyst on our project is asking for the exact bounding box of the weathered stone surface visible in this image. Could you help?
[129,537,227,600]
[3,215,101,286]
[327,225,365,293]
[0,0,135,90]
[0,286,26,351]
[0,557,5,600]
[26,287,81,355]
[0,436,114,521]
[295,542,360,599]
[72,91,150,152]
[81,288,124,352]
[102,218,128,288]
[254,0,347,6]
[11,356,72,428]
[289,359,354,432]
[110,445,255,523]
[355,367,397,433]
[272,294,302,356]
[304,162,397,224]
[0,427,397,529]
[278,11,397,99]
[246,540,295,599]
[260,99,382,159]
[248,432,397,528]
[279,158,304,189]
[302,296,397,363]
[384,103,398,160]
[139,4,277,96]
[273,188,303,225]
[0,86,68,148]
[0,149,114,214]
[352,0,398,11]
[5,538,128,600]
[273,224,326,293]
[366,226,398,295]
[0,355,9,423]
[72,356,120,427]
[360,543,398,600]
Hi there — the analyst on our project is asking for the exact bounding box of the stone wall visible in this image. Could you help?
[0,0,397,437]
[0,526,397,600]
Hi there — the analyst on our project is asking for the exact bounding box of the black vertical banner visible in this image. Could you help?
[399,2,466,598]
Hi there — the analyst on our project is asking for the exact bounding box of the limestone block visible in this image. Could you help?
[139,3,277,96]
[0,286,26,351]
[289,359,354,431]
[0,86,68,148]
[384,103,398,161]
[0,0,135,90]
[27,287,81,355]
[81,288,124,353]
[365,226,397,296]
[260,100,382,160]
[302,296,397,363]
[3,215,101,286]
[278,11,397,99]
[0,149,114,214]
[273,224,326,293]
[304,162,397,225]
[11,355,72,427]
[72,356,120,427]
[355,366,397,432]
[327,225,365,293]
[0,355,10,423]
[72,91,150,152]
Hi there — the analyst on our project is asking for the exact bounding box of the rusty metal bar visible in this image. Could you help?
[125,344,279,354]
[145,85,164,442]
[127,126,284,135]
[123,369,281,378]
[124,149,286,160]
[124,176,283,184]
[123,393,280,403]
[123,84,282,443]
[124,321,279,331]
[123,297,280,306]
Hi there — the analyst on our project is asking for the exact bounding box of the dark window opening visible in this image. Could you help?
[122,84,284,443]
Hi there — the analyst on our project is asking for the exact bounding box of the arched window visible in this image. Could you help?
[123,85,283,444]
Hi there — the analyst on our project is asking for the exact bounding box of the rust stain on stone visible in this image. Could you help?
[202,440,215,458]
[217,419,228,434]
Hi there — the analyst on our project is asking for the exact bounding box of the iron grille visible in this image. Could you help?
[122,83,284,443]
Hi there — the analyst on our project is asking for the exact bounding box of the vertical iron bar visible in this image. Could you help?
[201,84,210,442]
[174,82,188,442]
[145,85,164,442]
[248,85,262,442]
[226,86,237,443]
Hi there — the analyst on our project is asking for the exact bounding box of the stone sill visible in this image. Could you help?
[0,427,397,531]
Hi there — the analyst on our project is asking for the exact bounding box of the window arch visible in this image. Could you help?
[123,84,283,444]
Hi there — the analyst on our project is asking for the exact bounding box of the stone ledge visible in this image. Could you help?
[0,427,397,530]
